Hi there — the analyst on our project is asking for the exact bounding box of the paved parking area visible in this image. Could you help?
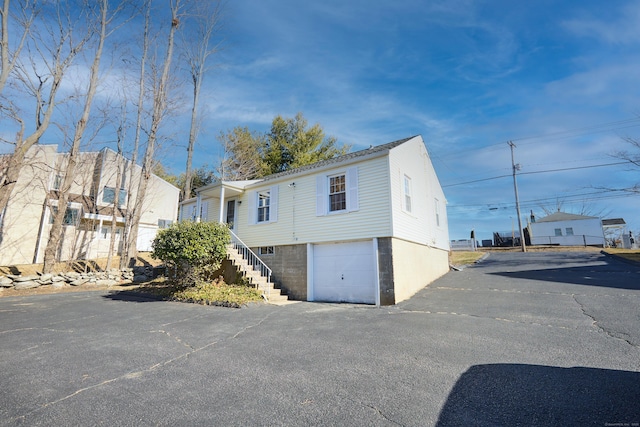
[1,251,639,426]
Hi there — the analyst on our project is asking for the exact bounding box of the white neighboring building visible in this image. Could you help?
[0,145,179,265]
[529,211,605,246]
[181,135,450,305]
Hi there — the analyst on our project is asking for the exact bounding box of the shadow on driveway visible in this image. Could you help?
[102,290,165,303]
[489,263,640,290]
[437,364,640,426]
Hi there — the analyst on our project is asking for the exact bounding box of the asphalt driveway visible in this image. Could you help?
[1,251,638,426]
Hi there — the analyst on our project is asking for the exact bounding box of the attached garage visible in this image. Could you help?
[309,240,378,304]
[137,225,158,252]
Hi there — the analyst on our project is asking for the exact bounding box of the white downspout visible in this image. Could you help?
[195,191,202,223]
[218,186,226,223]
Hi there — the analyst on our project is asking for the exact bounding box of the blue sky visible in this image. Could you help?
[183,0,639,242]
[4,0,640,242]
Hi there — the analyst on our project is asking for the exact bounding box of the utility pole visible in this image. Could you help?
[508,141,527,252]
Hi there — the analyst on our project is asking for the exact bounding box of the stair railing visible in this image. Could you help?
[228,230,272,298]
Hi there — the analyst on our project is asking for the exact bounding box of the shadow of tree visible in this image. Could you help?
[437,364,640,426]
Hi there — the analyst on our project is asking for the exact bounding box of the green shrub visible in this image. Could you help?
[151,221,230,286]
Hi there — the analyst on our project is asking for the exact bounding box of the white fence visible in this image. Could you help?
[450,239,476,251]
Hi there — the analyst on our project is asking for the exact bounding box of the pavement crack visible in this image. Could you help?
[345,397,404,426]
[572,295,637,348]
[151,329,195,350]
[7,311,277,424]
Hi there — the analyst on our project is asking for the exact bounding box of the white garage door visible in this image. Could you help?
[313,240,376,304]
[137,226,157,252]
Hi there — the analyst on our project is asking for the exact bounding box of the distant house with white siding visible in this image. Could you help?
[529,211,605,247]
[180,135,450,305]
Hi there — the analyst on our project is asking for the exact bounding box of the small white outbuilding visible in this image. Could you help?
[529,211,605,246]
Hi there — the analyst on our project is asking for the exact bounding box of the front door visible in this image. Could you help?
[226,199,236,230]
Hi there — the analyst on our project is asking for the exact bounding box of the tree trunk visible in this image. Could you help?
[43,0,108,274]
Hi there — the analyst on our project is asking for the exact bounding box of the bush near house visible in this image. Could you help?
[151,221,230,286]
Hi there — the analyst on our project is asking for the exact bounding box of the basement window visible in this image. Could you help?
[258,246,274,255]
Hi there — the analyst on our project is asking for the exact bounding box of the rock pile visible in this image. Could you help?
[0,266,161,291]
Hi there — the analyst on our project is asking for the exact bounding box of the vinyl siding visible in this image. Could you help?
[388,137,449,250]
[236,155,392,247]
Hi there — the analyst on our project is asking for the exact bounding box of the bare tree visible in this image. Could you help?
[0,1,91,220]
[612,136,640,194]
[43,0,119,273]
[180,0,224,201]
[119,0,151,270]
[0,0,34,94]
[106,104,127,271]
[123,0,182,268]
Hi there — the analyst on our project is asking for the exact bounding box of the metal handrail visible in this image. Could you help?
[228,230,272,298]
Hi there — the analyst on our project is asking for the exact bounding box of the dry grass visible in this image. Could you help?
[450,251,485,266]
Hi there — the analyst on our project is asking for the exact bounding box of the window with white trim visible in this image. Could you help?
[329,174,346,212]
[158,219,173,229]
[258,246,274,255]
[554,228,562,236]
[249,185,278,225]
[257,191,270,222]
[566,227,574,236]
[403,175,412,213]
[316,167,359,216]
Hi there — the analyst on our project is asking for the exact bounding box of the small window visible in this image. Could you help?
[103,186,127,205]
[329,174,346,212]
[257,191,270,222]
[50,207,79,226]
[566,227,574,236]
[158,219,173,229]
[403,175,412,213]
[554,228,563,236]
[52,174,62,190]
[258,246,274,255]
[435,198,440,227]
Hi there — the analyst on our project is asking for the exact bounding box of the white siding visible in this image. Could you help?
[388,137,449,250]
[530,218,604,246]
[236,155,392,247]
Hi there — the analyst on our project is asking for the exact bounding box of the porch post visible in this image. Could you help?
[218,186,226,223]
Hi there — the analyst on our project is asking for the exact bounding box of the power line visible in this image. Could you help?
[442,161,632,188]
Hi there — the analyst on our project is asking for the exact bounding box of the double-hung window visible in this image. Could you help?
[249,186,278,225]
[316,167,359,216]
[554,228,563,236]
[329,174,346,212]
[403,175,412,213]
[257,191,270,222]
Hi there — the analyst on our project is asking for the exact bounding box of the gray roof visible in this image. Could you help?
[602,218,626,226]
[536,211,599,223]
[259,136,418,182]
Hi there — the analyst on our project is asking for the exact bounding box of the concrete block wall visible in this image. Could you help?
[255,244,307,300]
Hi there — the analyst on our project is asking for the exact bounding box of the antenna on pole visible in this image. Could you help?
[508,141,527,252]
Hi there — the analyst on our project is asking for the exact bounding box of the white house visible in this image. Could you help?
[181,135,450,306]
[529,211,605,247]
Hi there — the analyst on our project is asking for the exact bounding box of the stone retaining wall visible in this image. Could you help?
[0,266,160,291]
